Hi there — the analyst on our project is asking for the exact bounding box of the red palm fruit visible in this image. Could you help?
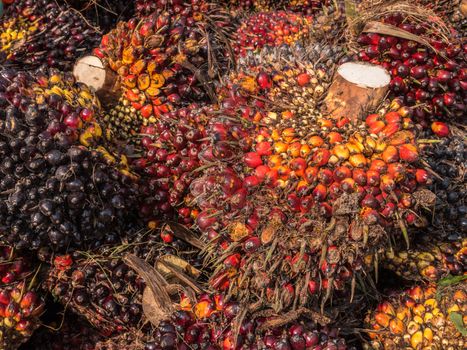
[287,193,301,211]
[333,166,352,182]
[435,69,452,83]
[370,159,387,173]
[349,153,367,168]
[366,170,380,186]
[288,142,301,158]
[256,72,272,89]
[312,149,331,167]
[332,144,350,161]
[282,128,296,143]
[274,141,288,154]
[255,165,270,181]
[304,167,318,184]
[244,175,260,188]
[399,193,414,208]
[369,120,386,134]
[299,144,311,158]
[361,208,380,225]
[290,158,307,177]
[382,145,399,163]
[415,169,430,185]
[352,169,367,186]
[329,182,341,199]
[380,174,396,193]
[318,169,333,185]
[399,144,419,163]
[312,184,327,202]
[380,123,400,138]
[308,135,324,147]
[381,202,396,218]
[264,168,279,187]
[297,73,311,86]
[243,237,261,254]
[340,178,356,193]
[327,132,343,144]
[244,152,262,168]
[194,300,216,319]
[361,194,380,209]
[296,180,309,196]
[319,203,333,217]
[256,141,272,156]
[277,166,291,180]
[431,121,449,137]
[268,154,282,169]
[384,112,401,124]
[387,163,406,181]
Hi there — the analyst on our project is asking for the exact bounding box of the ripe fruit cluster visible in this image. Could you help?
[134,104,212,223]
[234,11,312,57]
[0,68,138,252]
[366,283,467,350]
[0,0,100,69]
[357,13,466,121]
[185,50,433,312]
[45,225,201,334]
[94,4,233,127]
[0,248,44,350]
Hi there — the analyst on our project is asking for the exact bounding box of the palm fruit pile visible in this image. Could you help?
[356,11,466,122]
[383,237,466,281]
[0,67,138,252]
[233,11,313,57]
[0,246,44,350]
[0,0,100,69]
[0,0,466,349]
[366,282,467,350]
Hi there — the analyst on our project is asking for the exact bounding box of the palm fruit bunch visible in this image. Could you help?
[44,224,203,335]
[93,1,233,119]
[184,45,435,312]
[365,282,467,349]
[20,316,104,350]
[63,0,135,32]
[233,11,313,57]
[356,12,466,122]
[0,67,138,252]
[383,237,466,282]
[135,0,222,18]
[0,246,45,350]
[0,0,100,70]
[421,129,467,238]
[132,104,215,223]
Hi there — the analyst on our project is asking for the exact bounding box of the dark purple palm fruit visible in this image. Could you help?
[0,0,100,70]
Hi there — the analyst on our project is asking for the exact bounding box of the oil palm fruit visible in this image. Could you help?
[366,282,467,349]
[383,237,466,282]
[0,246,44,350]
[45,224,203,334]
[0,67,138,252]
[186,47,433,313]
[356,11,466,121]
[0,0,100,70]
